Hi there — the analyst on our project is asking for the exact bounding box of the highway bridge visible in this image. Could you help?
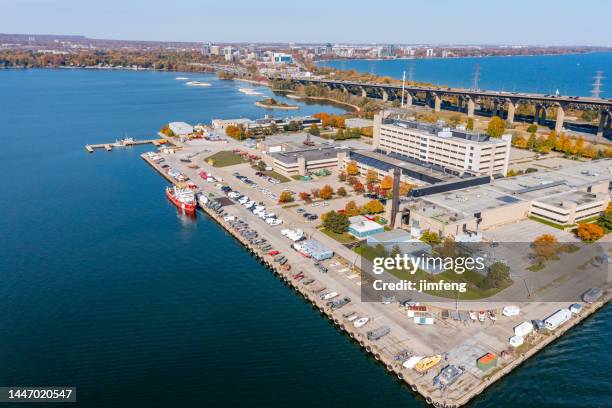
[269,76,612,137]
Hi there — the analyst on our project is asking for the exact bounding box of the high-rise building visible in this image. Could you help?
[201,42,212,56]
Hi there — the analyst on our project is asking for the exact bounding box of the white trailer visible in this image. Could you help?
[514,321,534,337]
[544,308,572,330]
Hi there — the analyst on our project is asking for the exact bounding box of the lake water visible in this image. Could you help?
[317,52,612,97]
[0,68,609,407]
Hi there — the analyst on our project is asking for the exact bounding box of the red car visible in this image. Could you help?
[268,250,280,256]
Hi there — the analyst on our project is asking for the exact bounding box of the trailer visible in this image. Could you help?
[544,308,572,330]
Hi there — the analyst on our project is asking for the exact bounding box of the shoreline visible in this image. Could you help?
[140,149,609,408]
[255,100,299,110]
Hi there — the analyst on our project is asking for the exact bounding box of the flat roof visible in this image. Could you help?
[410,159,612,220]
[381,118,506,145]
[350,150,461,183]
[272,146,347,164]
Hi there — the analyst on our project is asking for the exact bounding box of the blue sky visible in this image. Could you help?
[2,0,611,45]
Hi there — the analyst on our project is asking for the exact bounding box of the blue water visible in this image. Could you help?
[0,69,610,408]
[318,52,612,97]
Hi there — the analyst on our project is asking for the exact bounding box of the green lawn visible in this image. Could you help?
[320,228,358,244]
[205,151,245,167]
[528,215,575,230]
[262,170,290,183]
[354,244,511,300]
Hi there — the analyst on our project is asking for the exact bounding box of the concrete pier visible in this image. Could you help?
[140,149,610,408]
[85,138,166,153]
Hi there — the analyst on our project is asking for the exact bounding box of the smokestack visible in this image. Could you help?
[390,167,401,227]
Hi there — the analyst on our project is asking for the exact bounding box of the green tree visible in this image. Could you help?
[486,116,506,138]
[308,123,320,136]
[256,160,266,171]
[527,124,538,134]
[479,262,512,289]
[420,231,441,244]
[323,211,350,234]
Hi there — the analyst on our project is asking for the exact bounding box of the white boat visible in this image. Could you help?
[186,81,212,87]
[403,356,424,370]
[322,291,338,300]
[285,94,301,99]
[347,314,359,322]
[353,317,369,328]
[175,77,189,80]
[238,88,263,96]
[469,311,477,321]
[502,305,520,317]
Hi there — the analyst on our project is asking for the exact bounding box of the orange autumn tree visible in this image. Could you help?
[279,191,293,203]
[346,161,359,176]
[576,223,604,242]
[345,200,360,216]
[380,175,393,191]
[532,234,559,262]
[319,185,334,200]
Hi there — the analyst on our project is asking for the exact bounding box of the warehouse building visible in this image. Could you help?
[403,160,612,238]
[168,122,194,136]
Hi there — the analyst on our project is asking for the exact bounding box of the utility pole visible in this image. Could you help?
[401,70,406,108]
[591,70,604,99]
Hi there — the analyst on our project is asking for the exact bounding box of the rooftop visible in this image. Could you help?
[381,117,506,145]
[271,146,348,164]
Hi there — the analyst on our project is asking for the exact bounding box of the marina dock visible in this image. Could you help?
[85,138,165,153]
[141,152,610,408]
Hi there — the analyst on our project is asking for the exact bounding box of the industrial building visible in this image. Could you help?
[373,113,511,177]
[403,160,612,238]
[211,115,321,135]
[168,122,194,136]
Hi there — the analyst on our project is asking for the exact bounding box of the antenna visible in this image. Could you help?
[472,64,480,91]
[591,70,604,99]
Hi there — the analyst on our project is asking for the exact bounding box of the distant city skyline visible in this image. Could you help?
[2,0,611,46]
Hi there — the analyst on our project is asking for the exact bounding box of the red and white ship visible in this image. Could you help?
[165,185,197,213]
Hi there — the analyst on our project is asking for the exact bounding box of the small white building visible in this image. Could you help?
[348,216,385,239]
[169,122,194,136]
[513,321,534,337]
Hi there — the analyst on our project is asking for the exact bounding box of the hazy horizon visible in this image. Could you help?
[2,0,611,47]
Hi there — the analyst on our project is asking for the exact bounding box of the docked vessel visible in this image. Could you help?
[166,185,196,213]
[582,287,603,304]
[367,326,391,341]
[414,355,442,373]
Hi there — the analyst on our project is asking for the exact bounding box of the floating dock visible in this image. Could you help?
[85,138,165,153]
[141,152,610,408]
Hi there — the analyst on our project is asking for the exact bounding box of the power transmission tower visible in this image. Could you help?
[591,70,604,99]
[472,64,480,91]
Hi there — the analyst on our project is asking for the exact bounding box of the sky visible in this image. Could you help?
[2,0,611,46]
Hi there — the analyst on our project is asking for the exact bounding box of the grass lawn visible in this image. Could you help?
[527,262,545,272]
[528,215,575,230]
[320,228,358,244]
[205,151,245,167]
[262,170,290,183]
[354,244,511,300]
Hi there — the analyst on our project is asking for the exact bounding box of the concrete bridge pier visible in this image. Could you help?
[467,97,475,118]
[433,93,441,112]
[404,92,413,108]
[506,99,516,125]
[597,110,612,137]
[381,88,389,102]
[533,104,547,125]
[360,86,367,98]
[555,104,566,133]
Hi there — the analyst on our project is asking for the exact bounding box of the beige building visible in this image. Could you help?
[271,147,348,177]
[373,114,511,176]
[404,160,612,238]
